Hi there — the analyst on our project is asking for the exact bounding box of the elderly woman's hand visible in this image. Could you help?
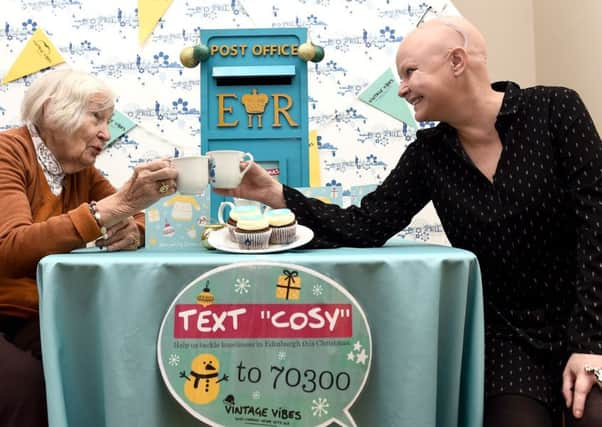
[94,159,177,228]
[96,217,141,251]
[119,159,178,211]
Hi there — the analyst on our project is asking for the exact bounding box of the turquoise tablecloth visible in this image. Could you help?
[37,239,484,427]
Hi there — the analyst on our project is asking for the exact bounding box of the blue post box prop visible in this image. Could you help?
[198,28,310,220]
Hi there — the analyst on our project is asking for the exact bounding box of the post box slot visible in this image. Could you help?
[212,65,296,86]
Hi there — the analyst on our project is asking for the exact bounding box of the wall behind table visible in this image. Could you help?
[533,0,602,133]
[451,0,536,87]
[0,0,455,245]
[453,0,601,133]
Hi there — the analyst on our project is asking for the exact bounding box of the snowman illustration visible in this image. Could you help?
[180,353,228,404]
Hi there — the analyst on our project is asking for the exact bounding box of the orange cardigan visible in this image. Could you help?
[0,126,145,318]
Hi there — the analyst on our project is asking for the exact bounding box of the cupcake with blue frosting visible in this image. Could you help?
[224,205,261,242]
[265,208,297,244]
[234,214,272,249]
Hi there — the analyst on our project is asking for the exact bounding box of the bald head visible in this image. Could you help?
[395,16,496,123]
[396,16,491,87]
[432,16,487,61]
[398,16,487,65]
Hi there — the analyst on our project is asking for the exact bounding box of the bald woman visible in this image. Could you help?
[215,16,602,426]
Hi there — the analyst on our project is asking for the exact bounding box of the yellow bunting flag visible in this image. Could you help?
[2,28,65,84]
[138,0,174,44]
[309,129,321,187]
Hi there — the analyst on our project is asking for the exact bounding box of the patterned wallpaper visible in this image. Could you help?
[0,0,457,245]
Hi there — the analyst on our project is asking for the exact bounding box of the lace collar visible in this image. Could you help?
[27,122,65,196]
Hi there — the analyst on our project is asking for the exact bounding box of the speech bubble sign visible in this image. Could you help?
[158,261,372,427]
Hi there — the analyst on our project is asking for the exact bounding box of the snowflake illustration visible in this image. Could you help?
[168,353,180,367]
[252,390,261,400]
[277,351,287,361]
[311,397,330,417]
[234,277,251,294]
[312,283,323,296]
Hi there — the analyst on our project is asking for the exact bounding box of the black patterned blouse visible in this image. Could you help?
[284,81,602,409]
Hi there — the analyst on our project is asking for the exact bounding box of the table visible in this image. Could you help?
[37,239,484,427]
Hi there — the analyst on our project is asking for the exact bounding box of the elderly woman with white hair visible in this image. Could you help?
[0,69,178,426]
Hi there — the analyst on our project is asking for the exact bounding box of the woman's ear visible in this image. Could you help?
[449,47,467,76]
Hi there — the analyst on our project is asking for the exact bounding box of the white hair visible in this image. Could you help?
[21,68,115,136]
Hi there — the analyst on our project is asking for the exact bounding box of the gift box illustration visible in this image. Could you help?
[276,269,302,300]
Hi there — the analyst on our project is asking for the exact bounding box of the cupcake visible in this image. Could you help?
[265,208,297,244]
[234,214,272,250]
[224,205,261,242]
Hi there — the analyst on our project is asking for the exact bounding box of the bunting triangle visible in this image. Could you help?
[107,110,137,147]
[359,68,417,128]
[2,28,65,84]
[138,0,174,44]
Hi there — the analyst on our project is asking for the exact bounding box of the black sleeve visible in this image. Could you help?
[554,88,602,354]
[284,141,432,248]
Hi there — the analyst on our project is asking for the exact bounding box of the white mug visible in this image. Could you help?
[171,156,209,194]
[207,150,254,189]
